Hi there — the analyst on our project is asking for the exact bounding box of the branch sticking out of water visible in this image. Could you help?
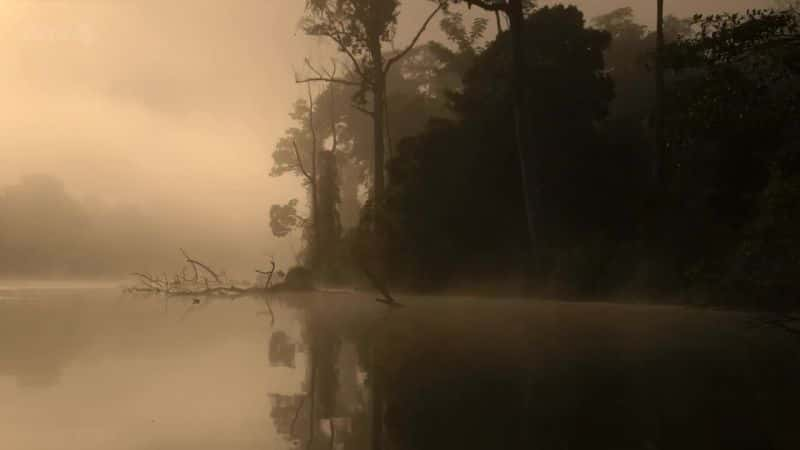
[357,259,403,307]
[180,248,220,283]
[124,249,279,298]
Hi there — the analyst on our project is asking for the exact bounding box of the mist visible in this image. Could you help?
[1,0,313,276]
[0,0,774,279]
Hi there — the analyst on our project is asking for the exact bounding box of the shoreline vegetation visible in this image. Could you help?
[265,4,800,315]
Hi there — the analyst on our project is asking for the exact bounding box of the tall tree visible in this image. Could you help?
[384,5,614,290]
[655,0,666,187]
[299,0,444,212]
[269,86,321,271]
[446,0,539,265]
[658,8,800,305]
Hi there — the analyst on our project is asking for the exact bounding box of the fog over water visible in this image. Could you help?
[1,289,798,450]
[0,0,774,277]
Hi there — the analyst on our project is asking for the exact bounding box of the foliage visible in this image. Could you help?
[660,8,800,306]
[273,2,800,308]
[439,10,488,53]
[270,9,479,260]
[302,0,401,102]
[270,199,304,238]
[380,6,620,289]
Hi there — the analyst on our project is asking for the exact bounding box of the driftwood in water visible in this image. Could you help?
[125,249,279,297]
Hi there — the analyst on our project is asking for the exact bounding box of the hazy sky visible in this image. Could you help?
[0,0,771,273]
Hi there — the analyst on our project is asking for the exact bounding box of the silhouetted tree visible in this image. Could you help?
[270,86,321,270]
[655,0,666,187]
[299,0,444,213]
[663,8,800,305]
[445,0,540,261]
[384,5,614,289]
[317,151,343,280]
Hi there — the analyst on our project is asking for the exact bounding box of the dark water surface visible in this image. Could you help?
[1,286,798,450]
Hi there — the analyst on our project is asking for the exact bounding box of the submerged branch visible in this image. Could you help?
[126,249,282,298]
[123,249,314,300]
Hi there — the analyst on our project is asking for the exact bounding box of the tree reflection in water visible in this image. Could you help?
[267,294,373,450]
[266,294,800,450]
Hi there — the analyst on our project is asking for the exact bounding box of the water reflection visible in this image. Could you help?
[266,293,376,450]
[0,298,87,388]
[275,295,800,450]
[1,289,799,450]
[0,289,297,449]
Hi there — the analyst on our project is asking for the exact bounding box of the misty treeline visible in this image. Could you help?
[0,174,236,278]
[0,175,155,277]
[270,1,799,308]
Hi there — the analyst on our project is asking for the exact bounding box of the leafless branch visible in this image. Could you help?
[256,260,277,289]
[356,259,402,307]
[320,20,369,82]
[330,81,338,153]
[130,272,163,290]
[293,140,313,181]
[295,76,361,86]
[180,248,220,283]
[352,103,375,117]
[126,249,272,298]
[466,0,508,13]
[385,3,444,72]
[305,58,326,79]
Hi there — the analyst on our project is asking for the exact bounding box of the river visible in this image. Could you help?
[1,285,798,450]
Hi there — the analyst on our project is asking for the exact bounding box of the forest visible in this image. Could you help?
[267,1,800,310]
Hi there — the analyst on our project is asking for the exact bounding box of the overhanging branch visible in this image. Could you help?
[385,3,444,72]
[465,0,508,13]
[295,76,361,86]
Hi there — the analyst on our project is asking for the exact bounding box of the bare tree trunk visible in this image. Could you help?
[372,69,387,209]
[655,0,666,188]
[307,84,320,273]
[368,33,388,285]
[384,95,393,172]
[509,0,539,264]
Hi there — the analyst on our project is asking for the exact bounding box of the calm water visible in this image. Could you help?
[1,286,799,450]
